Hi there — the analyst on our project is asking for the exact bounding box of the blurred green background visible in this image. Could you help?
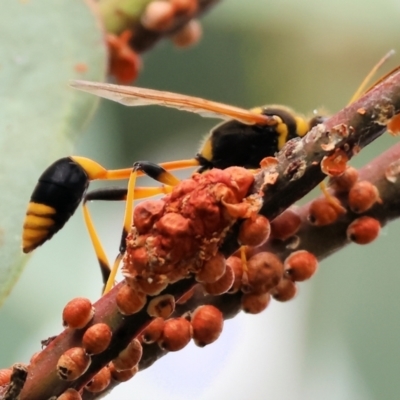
[2,0,400,399]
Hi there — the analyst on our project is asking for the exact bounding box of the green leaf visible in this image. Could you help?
[0,0,107,306]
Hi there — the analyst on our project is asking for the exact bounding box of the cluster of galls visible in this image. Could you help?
[107,0,202,84]
[58,300,223,398]
[140,304,224,350]
[309,165,381,244]
[116,167,261,316]
[222,248,318,314]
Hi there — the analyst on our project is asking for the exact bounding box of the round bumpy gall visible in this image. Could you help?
[116,283,147,315]
[112,338,143,372]
[245,252,284,294]
[242,292,271,314]
[62,297,94,329]
[191,305,224,347]
[85,366,111,393]
[158,317,193,351]
[284,250,318,282]
[347,216,381,244]
[82,323,112,355]
[238,214,270,247]
[57,347,91,381]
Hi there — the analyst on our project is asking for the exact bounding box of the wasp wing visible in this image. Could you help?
[70,80,276,126]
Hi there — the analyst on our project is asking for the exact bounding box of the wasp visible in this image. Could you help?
[22,51,395,289]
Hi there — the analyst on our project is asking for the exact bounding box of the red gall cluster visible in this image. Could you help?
[304,165,382,245]
[53,297,142,396]
[117,167,261,315]
[234,249,318,313]
[140,304,223,351]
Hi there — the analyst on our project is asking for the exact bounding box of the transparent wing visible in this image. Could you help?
[70,80,276,126]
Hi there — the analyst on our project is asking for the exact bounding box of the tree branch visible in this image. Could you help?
[11,67,400,400]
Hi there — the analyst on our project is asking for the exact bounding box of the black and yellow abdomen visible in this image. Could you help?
[22,157,89,253]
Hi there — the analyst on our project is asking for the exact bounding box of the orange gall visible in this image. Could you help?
[85,366,111,393]
[271,278,298,302]
[116,283,147,315]
[57,347,91,381]
[196,252,226,283]
[238,214,270,247]
[308,197,343,226]
[62,297,94,329]
[112,338,143,372]
[82,323,112,355]
[245,252,284,294]
[284,250,318,282]
[348,181,381,213]
[0,368,12,386]
[141,317,165,344]
[242,292,271,314]
[109,363,139,382]
[347,216,381,244]
[270,209,301,240]
[158,317,193,351]
[191,305,224,347]
[203,260,234,295]
[329,166,359,193]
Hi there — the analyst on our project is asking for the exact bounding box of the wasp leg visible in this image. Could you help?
[348,49,394,104]
[83,182,175,290]
[103,162,182,294]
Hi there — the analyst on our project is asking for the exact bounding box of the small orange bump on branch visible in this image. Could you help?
[112,339,143,372]
[244,252,284,294]
[0,368,12,386]
[57,388,82,400]
[271,278,298,302]
[270,208,301,241]
[191,305,224,347]
[158,317,193,351]
[387,113,400,135]
[141,317,165,344]
[348,181,381,213]
[238,214,270,247]
[203,261,234,295]
[329,166,359,194]
[242,292,271,314]
[82,323,112,355]
[226,256,244,294]
[308,197,345,226]
[57,348,91,381]
[347,216,381,244]
[116,283,147,315]
[85,366,111,394]
[109,363,139,382]
[321,149,349,177]
[195,252,226,284]
[62,297,94,329]
[284,250,318,282]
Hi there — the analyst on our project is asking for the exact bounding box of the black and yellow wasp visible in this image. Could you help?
[22,51,394,291]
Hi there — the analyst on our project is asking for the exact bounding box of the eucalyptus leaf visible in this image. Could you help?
[0,0,107,305]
